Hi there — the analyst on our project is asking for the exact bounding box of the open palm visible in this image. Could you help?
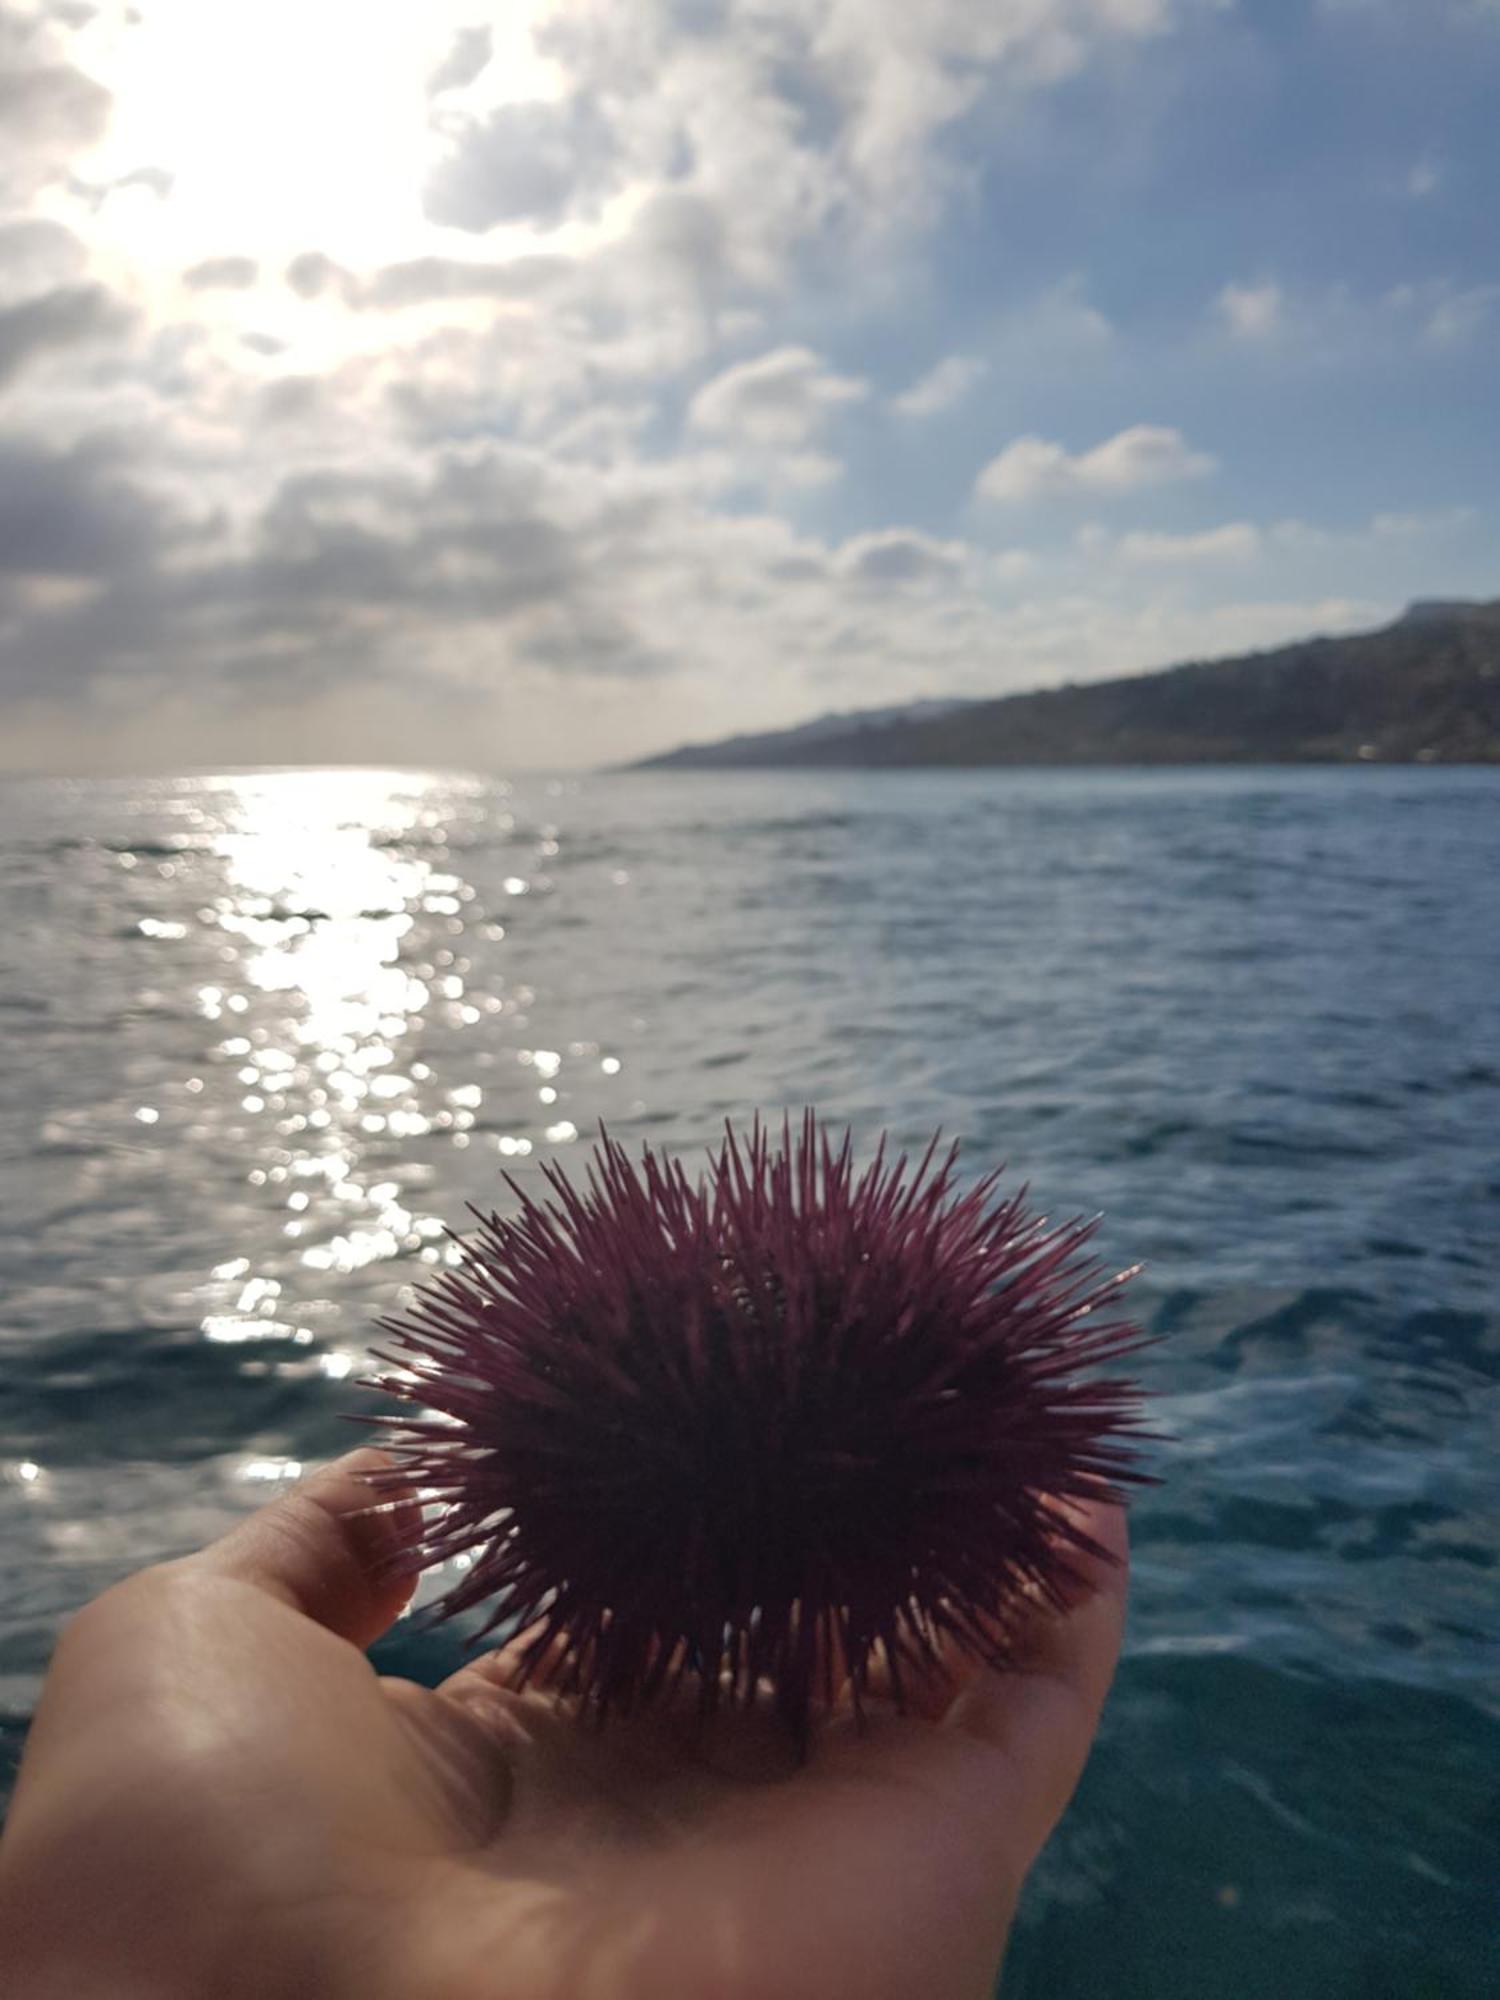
[0,1451,1126,2000]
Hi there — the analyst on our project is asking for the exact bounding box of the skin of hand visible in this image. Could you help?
[0,1450,1127,2000]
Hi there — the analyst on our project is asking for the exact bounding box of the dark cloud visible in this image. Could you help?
[623,190,734,310]
[0,569,176,702]
[0,437,672,714]
[766,554,830,584]
[284,251,350,301]
[663,0,732,31]
[182,255,259,292]
[0,217,86,291]
[0,281,133,388]
[223,453,675,684]
[244,457,579,624]
[424,93,618,232]
[0,433,168,579]
[427,23,491,96]
[630,189,726,273]
[839,531,965,588]
[519,600,666,679]
[137,319,209,400]
[253,375,325,426]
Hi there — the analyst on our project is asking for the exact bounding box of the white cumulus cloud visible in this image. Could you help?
[0,0,1484,775]
[892,354,986,419]
[689,345,868,447]
[975,425,1215,503]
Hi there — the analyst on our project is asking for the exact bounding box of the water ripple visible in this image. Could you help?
[0,764,1497,1996]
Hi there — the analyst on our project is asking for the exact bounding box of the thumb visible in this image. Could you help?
[942,1496,1129,1870]
[188,1448,420,1649]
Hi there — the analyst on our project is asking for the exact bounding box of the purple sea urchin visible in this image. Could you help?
[371,1116,1148,1743]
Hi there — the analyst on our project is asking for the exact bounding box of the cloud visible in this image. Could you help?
[0,394,1406,771]
[1380,276,1500,350]
[1215,279,1283,339]
[835,528,970,586]
[424,92,618,232]
[69,163,174,210]
[0,433,176,583]
[182,255,260,292]
[284,251,350,301]
[1319,0,1500,22]
[0,420,989,753]
[0,1,1488,775]
[0,4,111,201]
[253,375,328,427]
[359,253,573,310]
[0,217,86,296]
[427,23,492,96]
[892,354,986,419]
[0,435,666,713]
[0,281,132,389]
[1015,274,1114,351]
[1368,506,1476,537]
[1268,507,1478,553]
[423,0,1184,281]
[689,345,867,446]
[241,456,586,633]
[1212,273,1497,363]
[1113,522,1261,565]
[991,548,1038,584]
[1420,284,1498,348]
[976,425,1215,503]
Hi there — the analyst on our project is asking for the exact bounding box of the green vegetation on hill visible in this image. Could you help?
[636,600,1500,769]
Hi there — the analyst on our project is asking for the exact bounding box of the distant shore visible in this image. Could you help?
[631,598,1500,771]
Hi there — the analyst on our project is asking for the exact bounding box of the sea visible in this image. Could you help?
[0,765,1496,1997]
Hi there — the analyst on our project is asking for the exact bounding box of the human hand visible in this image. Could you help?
[0,1449,1126,2000]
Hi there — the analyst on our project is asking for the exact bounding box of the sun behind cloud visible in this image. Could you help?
[61,1,559,269]
[0,0,1495,772]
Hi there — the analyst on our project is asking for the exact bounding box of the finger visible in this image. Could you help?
[826,1494,1125,1720]
[189,1448,420,1649]
[940,1497,1128,1864]
[5,1456,423,1862]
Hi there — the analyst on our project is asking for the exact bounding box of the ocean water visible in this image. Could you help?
[0,765,1496,1995]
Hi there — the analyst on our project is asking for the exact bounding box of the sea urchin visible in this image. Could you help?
[371,1116,1147,1743]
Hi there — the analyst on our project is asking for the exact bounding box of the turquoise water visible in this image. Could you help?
[1,766,1496,1994]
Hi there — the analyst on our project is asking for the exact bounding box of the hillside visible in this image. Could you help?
[634,600,1500,769]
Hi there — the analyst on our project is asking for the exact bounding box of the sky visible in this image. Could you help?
[0,0,1496,772]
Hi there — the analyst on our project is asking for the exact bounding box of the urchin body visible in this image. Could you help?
[372,1118,1146,1743]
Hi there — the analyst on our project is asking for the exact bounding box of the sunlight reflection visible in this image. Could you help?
[186,771,475,1348]
[211,773,438,1066]
[172,768,605,1377]
[241,1458,303,1484]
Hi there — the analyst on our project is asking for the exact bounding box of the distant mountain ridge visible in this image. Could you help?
[633,600,1500,769]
